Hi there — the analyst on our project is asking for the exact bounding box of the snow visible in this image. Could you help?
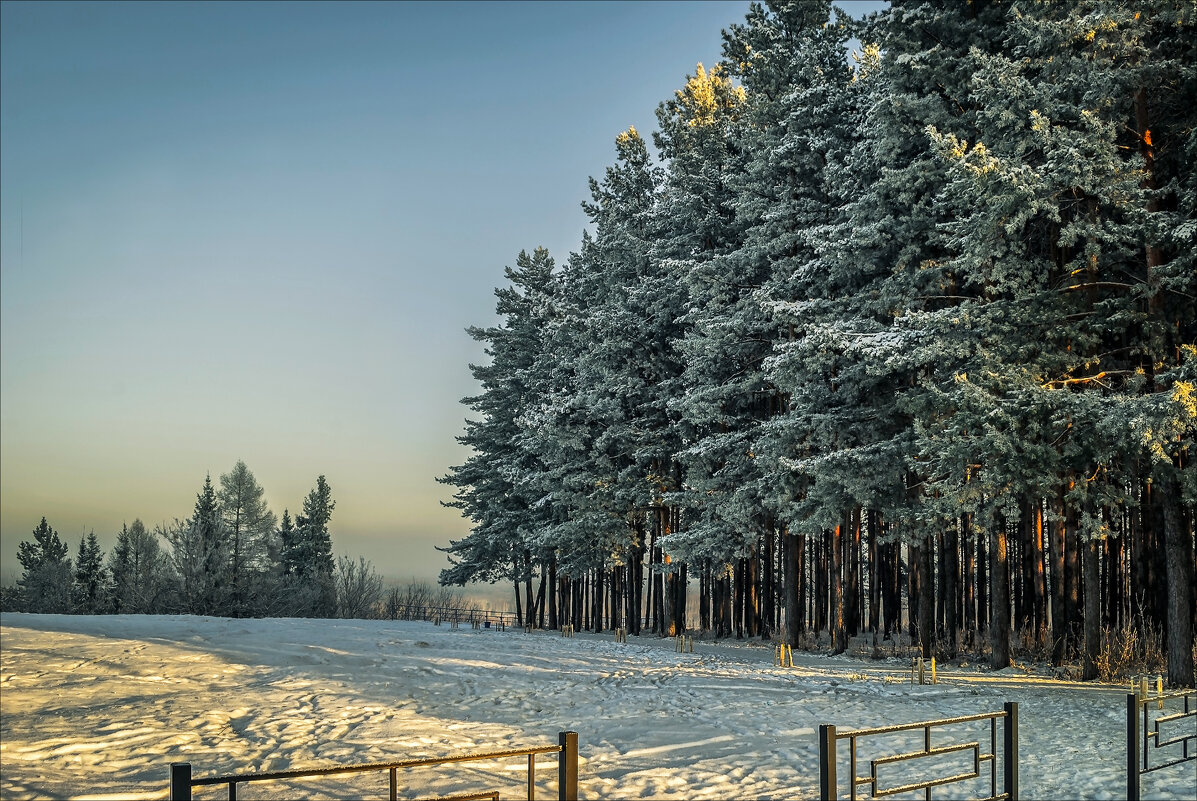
[1,613,1193,800]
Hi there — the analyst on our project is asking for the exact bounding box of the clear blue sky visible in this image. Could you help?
[1,1,884,587]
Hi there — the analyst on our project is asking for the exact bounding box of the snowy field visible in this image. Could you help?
[1,613,1193,800]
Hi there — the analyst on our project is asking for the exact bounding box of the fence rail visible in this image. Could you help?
[169,731,578,801]
[819,702,1017,801]
[387,604,518,628]
[1126,688,1195,801]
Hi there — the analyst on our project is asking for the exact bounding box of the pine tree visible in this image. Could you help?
[436,0,1194,670]
[650,63,748,635]
[922,0,1196,683]
[301,476,335,568]
[282,475,337,616]
[217,460,278,615]
[825,0,1014,664]
[545,128,666,629]
[718,0,881,651]
[108,519,168,613]
[440,248,559,625]
[16,517,72,613]
[279,509,297,574]
[163,474,232,615]
[71,531,108,614]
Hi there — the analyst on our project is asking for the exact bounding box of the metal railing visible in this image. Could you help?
[387,604,517,629]
[1126,686,1195,801]
[819,703,1017,801]
[169,731,578,801]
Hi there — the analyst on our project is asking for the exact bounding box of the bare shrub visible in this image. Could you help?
[1095,622,1166,683]
[382,579,481,622]
[1011,626,1053,665]
[334,555,383,619]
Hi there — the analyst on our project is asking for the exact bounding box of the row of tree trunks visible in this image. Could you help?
[518,486,1191,685]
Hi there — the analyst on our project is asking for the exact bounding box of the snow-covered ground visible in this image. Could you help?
[1,613,1193,800]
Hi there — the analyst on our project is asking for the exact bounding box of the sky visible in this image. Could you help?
[1,1,885,589]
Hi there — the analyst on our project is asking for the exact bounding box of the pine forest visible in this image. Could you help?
[440,0,1197,688]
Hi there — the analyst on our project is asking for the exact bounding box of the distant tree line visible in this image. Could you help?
[440,0,1195,686]
[4,462,390,620]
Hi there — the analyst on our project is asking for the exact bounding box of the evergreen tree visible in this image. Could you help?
[715,0,876,649]
[280,476,337,616]
[440,248,559,625]
[162,474,232,615]
[650,64,748,635]
[923,0,1196,683]
[71,531,108,614]
[436,0,1195,676]
[299,475,336,577]
[16,517,72,613]
[536,129,665,623]
[279,509,297,574]
[829,0,1014,664]
[108,519,169,614]
[217,460,278,615]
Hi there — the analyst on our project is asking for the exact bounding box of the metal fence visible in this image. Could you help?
[387,604,517,629]
[819,703,1017,801]
[1126,686,1195,801]
[169,731,578,801]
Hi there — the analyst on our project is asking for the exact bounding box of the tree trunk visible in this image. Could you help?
[847,507,861,637]
[513,577,523,628]
[977,527,989,635]
[595,566,605,633]
[919,539,934,660]
[783,526,799,647]
[1064,490,1082,650]
[1082,537,1101,681]
[1160,475,1195,688]
[634,541,644,635]
[989,518,1010,670]
[908,542,920,641]
[548,555,558,630]
[868,512,880,645]
[1014,504,1028,638]
[735,557,745,639]
[699,560,710,633]
[535,564,547,629]
[936,528,947,641]
[1049,493,1067,665]
[884,536,900,640]
[645,523,657,633]
[944,523,959,659]
[675,561,687,634]
[747,543,760,638]
[763,522,775,639]
[831,520,845,654]
[524,551,535,628]
[721,564,729,638]
[963,516,976,649]
[816,533,828,635]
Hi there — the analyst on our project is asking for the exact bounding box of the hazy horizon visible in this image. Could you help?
[1,0,886,589]
[0,0,764,587]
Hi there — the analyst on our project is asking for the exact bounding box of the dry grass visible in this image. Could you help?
[1011,627,1054,665]
[1095,622,1166,683]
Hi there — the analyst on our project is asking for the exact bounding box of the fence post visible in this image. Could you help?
[1127,693,1140,801]
[558,730,578,801]
[170,763,192,801]
[1003,701,1018,801]
[819,724,837,801]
